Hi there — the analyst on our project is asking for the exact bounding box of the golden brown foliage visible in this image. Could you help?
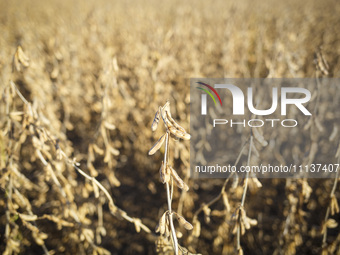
[1,0,340,254]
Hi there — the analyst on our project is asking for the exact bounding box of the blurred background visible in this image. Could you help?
[1,0,340,254]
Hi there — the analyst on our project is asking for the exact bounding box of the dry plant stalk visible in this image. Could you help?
[233,135,259,255]
[149,101,196,255]
[1,1,340,254]
[321,144,340,254]
[1,80,151,255]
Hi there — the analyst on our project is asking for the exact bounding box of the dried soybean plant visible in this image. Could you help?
[189,131,262,254]
[321,140,340,254]
[1,79,151,254]
[149,101,197,255]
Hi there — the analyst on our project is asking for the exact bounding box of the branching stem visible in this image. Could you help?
[163,132,179,255]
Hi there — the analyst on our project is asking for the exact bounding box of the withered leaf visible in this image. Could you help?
[151,107,161,131]
[160,161,170,183]
[148,134,166,155]
[155,211,167,235]
[169,166,189,191]
[169,126,191,141]
[173,212,193,230]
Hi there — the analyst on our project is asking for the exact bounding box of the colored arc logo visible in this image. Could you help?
[196,82,223,106]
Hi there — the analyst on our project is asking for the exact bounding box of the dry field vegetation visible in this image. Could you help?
[1,0,340,254]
